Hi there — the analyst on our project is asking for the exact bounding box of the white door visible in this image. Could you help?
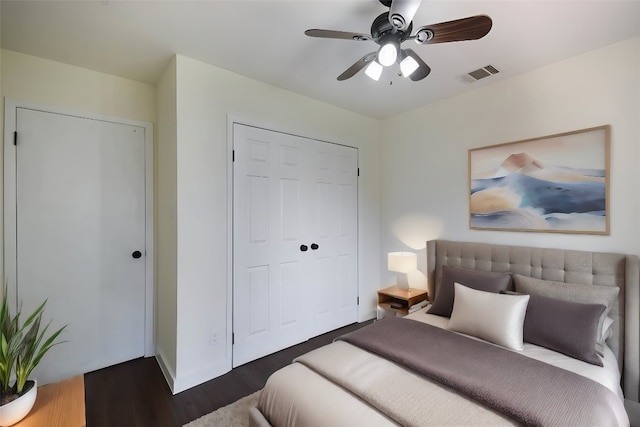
[10,107,147,385]
[307,143,359,336]
[232,124,358,367]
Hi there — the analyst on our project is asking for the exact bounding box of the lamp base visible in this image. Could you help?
[396,273,410,291]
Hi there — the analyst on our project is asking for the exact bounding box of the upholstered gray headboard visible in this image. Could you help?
[426,239,640,401]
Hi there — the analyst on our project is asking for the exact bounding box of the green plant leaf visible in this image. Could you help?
[20,300,46,331]
[2,286,67,397]
[15,319,67,394]
[29,326,67,369]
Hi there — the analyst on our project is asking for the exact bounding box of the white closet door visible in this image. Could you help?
[232,124,312,367]
[232,124,358,367]
[308,143,358,336]
[14,108,147,384]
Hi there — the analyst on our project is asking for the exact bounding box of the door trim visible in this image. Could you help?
[3,98,155,357]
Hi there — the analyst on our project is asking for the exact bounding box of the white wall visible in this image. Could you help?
[380,37,640,284]
[0,24,3,288]
[0,48,158,369]
[160,54,381,393]
[155,57,178,385]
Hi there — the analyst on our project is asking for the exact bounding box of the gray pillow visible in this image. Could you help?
[514,274,619,355]
[523,294,605,366]
[428,266,513,317]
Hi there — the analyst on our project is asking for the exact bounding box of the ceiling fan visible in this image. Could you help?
[304,0,492,82]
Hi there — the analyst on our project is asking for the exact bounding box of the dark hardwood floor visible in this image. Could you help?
[84,320,372,427]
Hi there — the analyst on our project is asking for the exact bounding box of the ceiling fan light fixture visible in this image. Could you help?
[400,55,419,77]
[305,8,493,82]
[378,43,398,67]
[365,61,383,81]
[390,14,406,30]
[414,28,434,44]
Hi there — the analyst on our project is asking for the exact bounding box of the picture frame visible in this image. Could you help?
[468,125,610,234]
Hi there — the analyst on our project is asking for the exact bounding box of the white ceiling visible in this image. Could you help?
[2,0,640,119]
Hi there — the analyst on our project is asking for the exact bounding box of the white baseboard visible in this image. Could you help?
[172,360,231,394]
[359,310,376,323]
[155,351,176,393]
[155,351,231,394]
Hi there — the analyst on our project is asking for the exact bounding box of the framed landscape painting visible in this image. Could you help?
[468,125,610,234]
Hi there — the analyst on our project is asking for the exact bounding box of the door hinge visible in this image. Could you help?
[232,332,235,345]
[13,131,17,146]
[357,168,360,177]
[232,150,235,162]
[357,296,360,305]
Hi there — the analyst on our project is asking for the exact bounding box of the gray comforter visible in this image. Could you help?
[335,317,628,427]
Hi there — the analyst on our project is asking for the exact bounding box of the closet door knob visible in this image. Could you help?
[300,245,308,252]
[132,250,142,259]
[310,243,319,250]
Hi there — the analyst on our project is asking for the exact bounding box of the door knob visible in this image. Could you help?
[300,245,308,252]
[311,243,319,250]
[132,250,142,259]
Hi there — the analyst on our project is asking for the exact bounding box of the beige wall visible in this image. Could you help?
[1,50,155,123]
[0,48,382,395]
[158,54,381,393]
[0,51,157,278]
[6,34,637,395]
[380,37,640,284]
[0,48,157,363]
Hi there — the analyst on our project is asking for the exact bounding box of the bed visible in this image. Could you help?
[249,240,640,426]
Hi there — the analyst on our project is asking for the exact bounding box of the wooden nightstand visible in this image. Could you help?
[15,375,85,427]
[377,286,428,317]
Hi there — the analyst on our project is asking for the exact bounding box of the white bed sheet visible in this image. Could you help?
[255,311,625,427]
[405,306,624,399]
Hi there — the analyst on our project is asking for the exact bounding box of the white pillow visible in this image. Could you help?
[448,283,530,350]
[595,316,614,356]
[602,316,614,340]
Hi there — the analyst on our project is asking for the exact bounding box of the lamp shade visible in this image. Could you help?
[387,252,417,273]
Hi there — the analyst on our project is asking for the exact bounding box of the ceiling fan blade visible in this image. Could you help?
[389,0,422,31]
[337,52,377,81]
[414,15,492,45]
[305,29,371,41]
[403,49,431,81]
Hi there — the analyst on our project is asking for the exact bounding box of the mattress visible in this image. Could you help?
[253,308,625,426]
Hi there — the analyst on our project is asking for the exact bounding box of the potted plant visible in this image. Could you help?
[0,287,66,426]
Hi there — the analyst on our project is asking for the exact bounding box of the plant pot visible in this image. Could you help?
[0,380,37,427]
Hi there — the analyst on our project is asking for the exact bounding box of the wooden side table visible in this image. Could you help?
[15,375,85,427]
[377,285,428,317]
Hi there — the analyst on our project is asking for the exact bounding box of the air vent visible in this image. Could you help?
[484,65,499,75]
[460,65,500,83]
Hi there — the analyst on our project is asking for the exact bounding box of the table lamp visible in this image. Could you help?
[388,251,417,291]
